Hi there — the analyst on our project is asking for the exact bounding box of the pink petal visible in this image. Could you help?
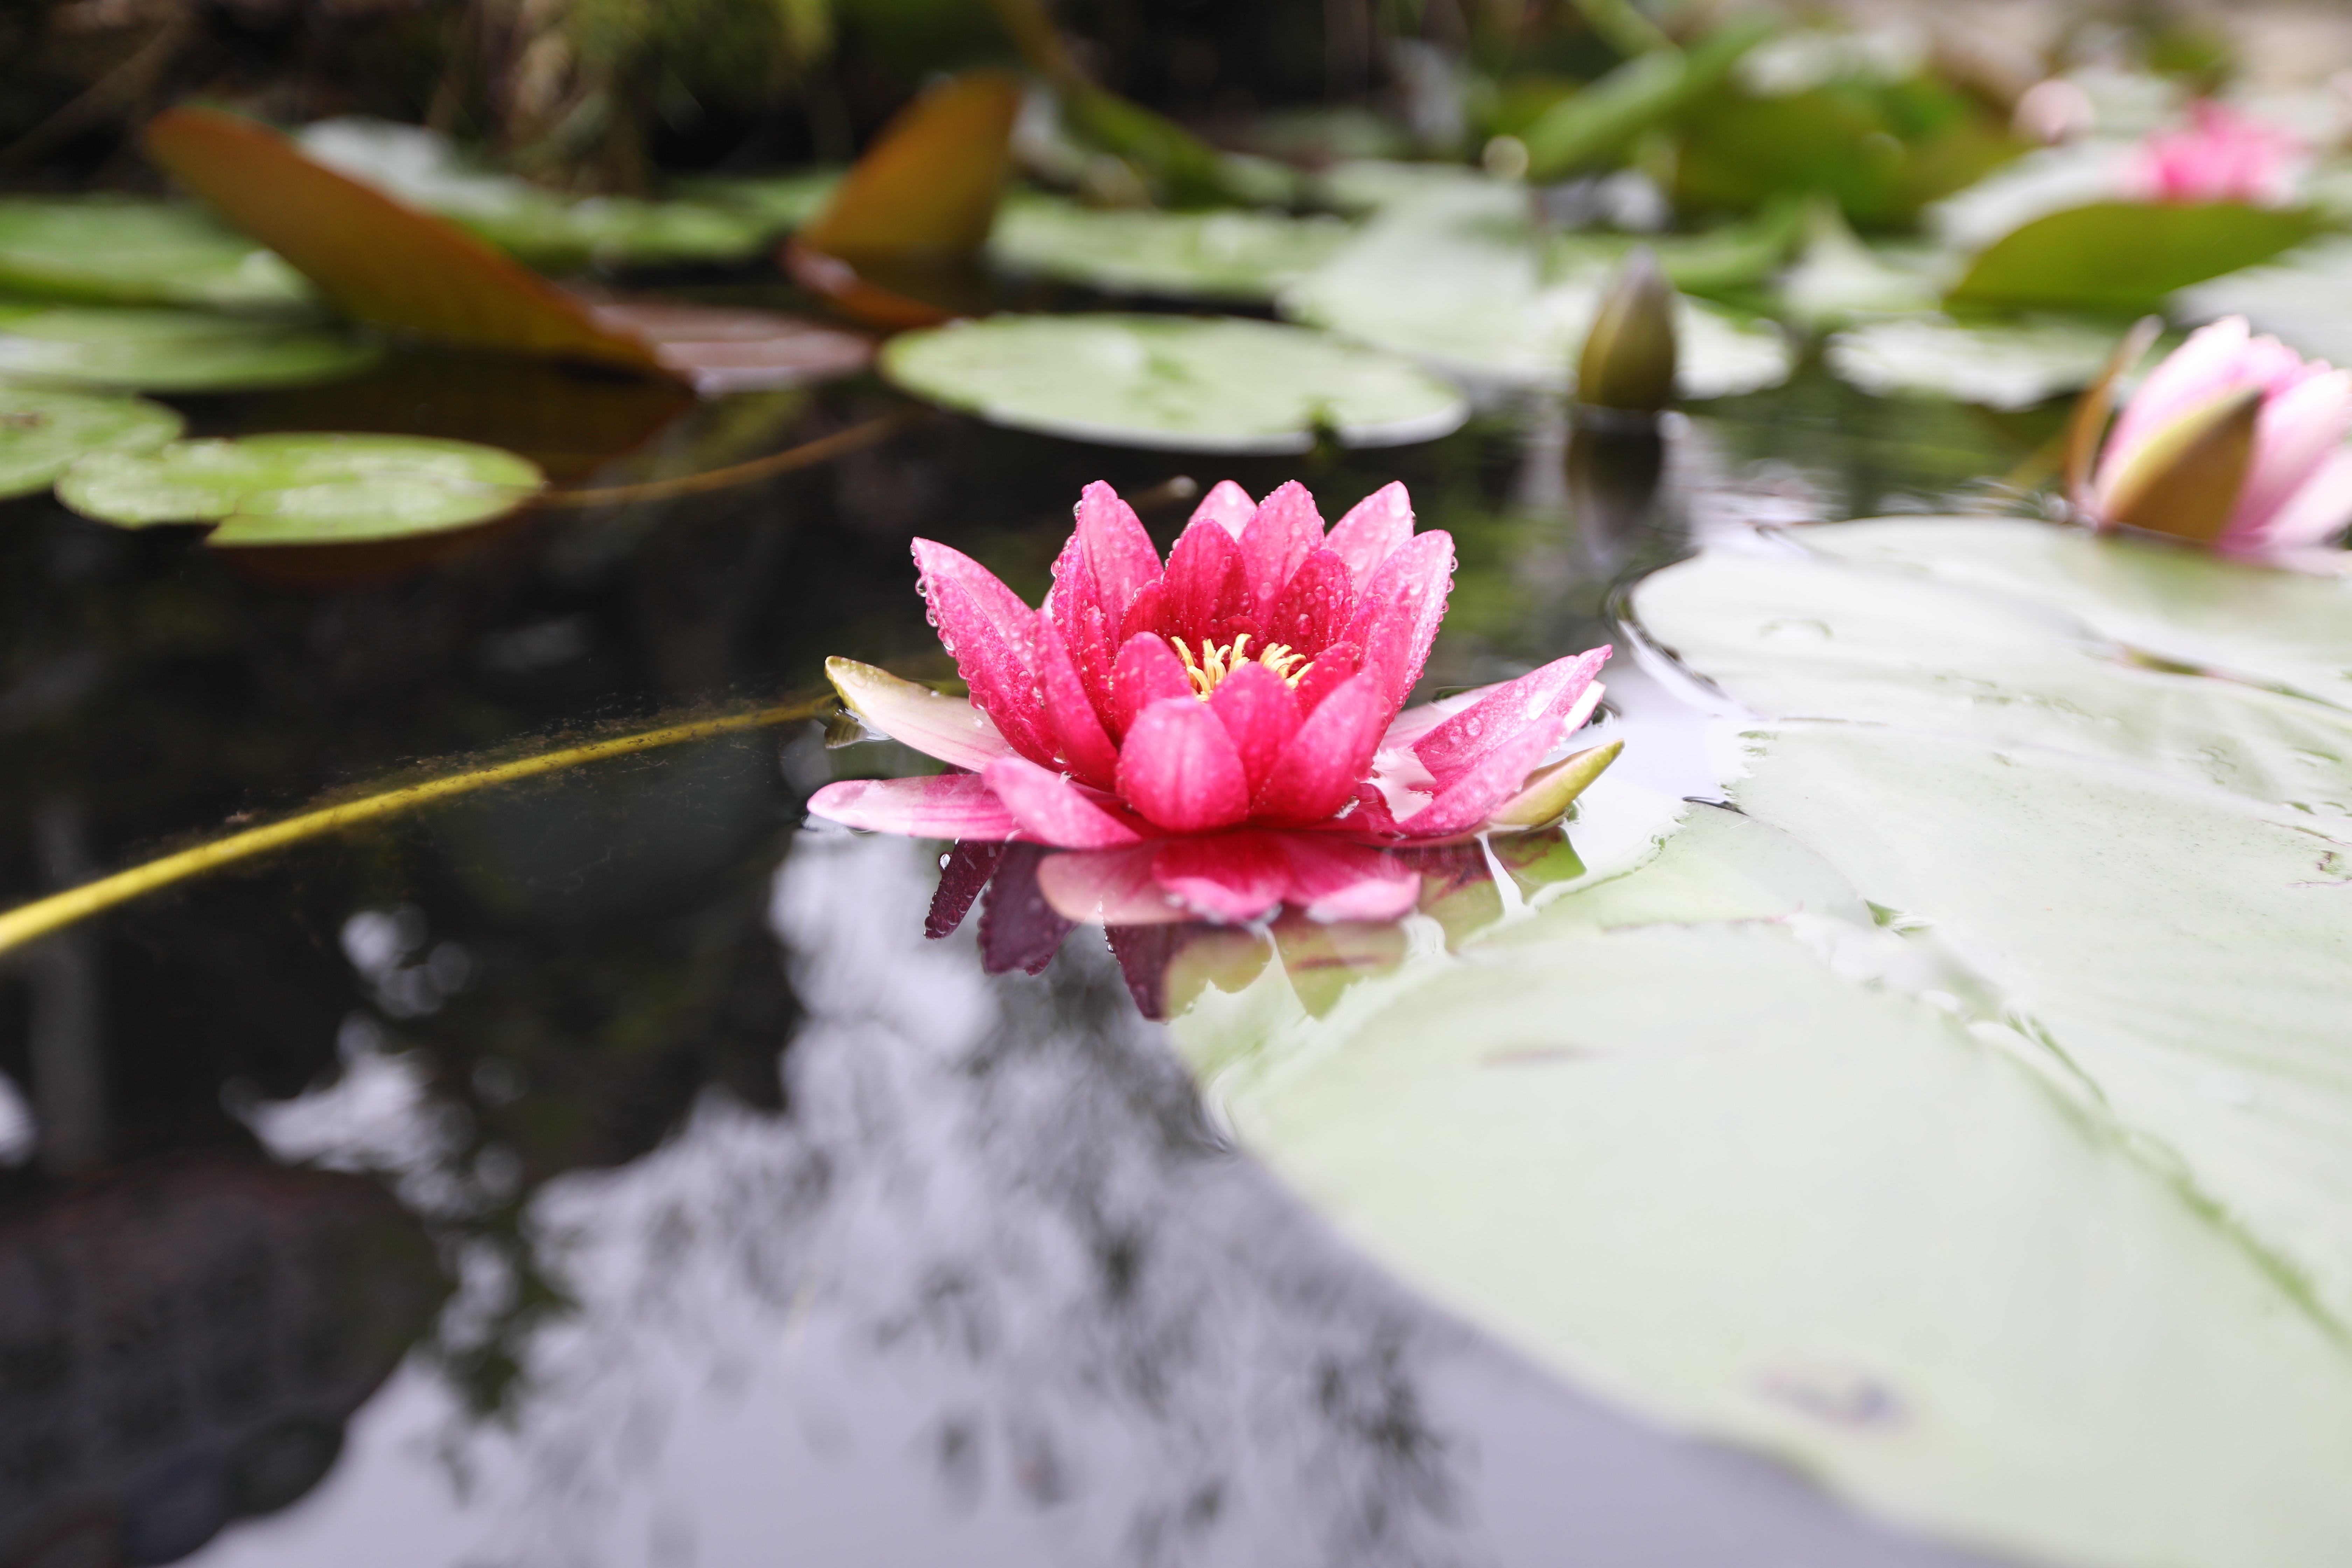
[1260,548,1355,659]
[1344,530,1455,715]
[1111,630,1195,738]
[1161,516,1248,649]
[2101,318,2311,499]
[982,756,1149,848]
[1237,480,1325,618]
[1412,647,1611,789]
[1276,835,1421,923]
[1034,620,1121,788]
[807,774,1019,839]
[1292,638,1360,714]
[826,657,1014,771]
[911,539,1055,766]
[1036,844,1195,925]
[1116,696,1253,832]
[1393,679,1609,841]
[1046,481,1163,716]
[1188,479,1256,537]
[1324,481,1415,589]
[1207,659,1303,794]
[1152,833,1290,923]
[2238,447,2352,548]
[2233,367,2352,537]
[1254,672,1389,826]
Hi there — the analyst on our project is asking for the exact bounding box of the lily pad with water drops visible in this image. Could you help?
[1278,179,1792,398]
[58,433,544,546]
[1823,315,2158,409]
[879,314,1468,454]
[0,198,315,310]
[984,193,1353,302]
[0,302,379,392]
[0,384,183,499]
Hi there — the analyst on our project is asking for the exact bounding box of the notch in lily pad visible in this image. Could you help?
[57,433,545,548]
[0,385,184,499]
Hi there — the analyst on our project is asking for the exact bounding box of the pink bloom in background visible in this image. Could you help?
[2085,316,2352,552]
[2126,100,2301,205]
[808,479,1615,924]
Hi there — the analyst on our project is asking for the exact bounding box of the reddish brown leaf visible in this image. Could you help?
[794,71,1023,267]
[143,108,667,377]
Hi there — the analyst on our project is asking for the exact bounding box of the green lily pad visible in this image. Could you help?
[985,193,1352,302]
[1170,514,2352,1568]
[1279,180,1792,398]
[879,314,1468,454]
[2177,236,2352,369]
[0,385,183,499]
[668,169,844,232]
[0,302,379,392]
[295,118,776,270]
[0,197,315,310]
[58,433,544,546]
[1824,315,2157,408]
[1946,202,2325,311]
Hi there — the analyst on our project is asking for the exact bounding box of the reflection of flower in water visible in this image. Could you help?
[810,480,1617,898]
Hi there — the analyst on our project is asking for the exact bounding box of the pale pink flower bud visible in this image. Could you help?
[2124,100,2302,206]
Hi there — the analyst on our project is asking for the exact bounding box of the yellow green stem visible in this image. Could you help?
[0,696,827,957]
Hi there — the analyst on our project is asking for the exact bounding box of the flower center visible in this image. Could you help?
[1170,634,1314,699]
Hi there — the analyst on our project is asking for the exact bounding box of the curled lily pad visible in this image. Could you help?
[0,197,314,310]
[985,194,1353,302]
[880,314,1467,454]
[0,302,379,392]
[1825,315,2156,408]
[58,433,544,546]
[0,385,183,499]
[1279,181,1791,398]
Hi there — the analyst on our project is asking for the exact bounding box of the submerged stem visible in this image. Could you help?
[0,696,827,957]
[535,410,916,507]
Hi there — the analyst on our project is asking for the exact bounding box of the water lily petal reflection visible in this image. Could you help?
[810,479,1615,856]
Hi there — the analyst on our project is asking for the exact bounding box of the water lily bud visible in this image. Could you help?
[2074,316,2352,551]
[1576,247,1679,416]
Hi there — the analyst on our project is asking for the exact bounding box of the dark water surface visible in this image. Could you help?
[0,350,2051,1567]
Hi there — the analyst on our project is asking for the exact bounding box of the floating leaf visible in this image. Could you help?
[58,433,544,546]
[0,301,379,392]
[0,197,314,310]
[144,109,665,377]
[670,169,844,233]
[1946,202,2324,311]
[985,194,1352,302]
[1518,18,1770,181]
[1825,315,2154,408]
[0,384,183,499]
[294,118,774,270]
[879,313,1467,454]
[1281,181,1791,397]
[2176,236,2352,369]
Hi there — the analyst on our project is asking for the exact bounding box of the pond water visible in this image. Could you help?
[0,342,2054,1566]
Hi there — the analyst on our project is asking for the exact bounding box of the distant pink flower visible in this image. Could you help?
[808,479,1614,923]
[2125,101,2301,205]
[2084,316,2352,552]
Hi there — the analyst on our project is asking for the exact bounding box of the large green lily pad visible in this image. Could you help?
[0,302,379,392]
[1169,515,2352,1568]
[985,193,1352,302]
[880,314,1468,454]
[0,197,315,310]
[0,384,183,499]
[58,433,544,546]
[1823,315,2154,408]
[1946,202,2325,311]
[1279,180,1792,398]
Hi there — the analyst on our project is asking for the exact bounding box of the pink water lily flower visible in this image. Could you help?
[2082,316,2352,551]
[808,479,1615,921]
[2126,100,2301,206]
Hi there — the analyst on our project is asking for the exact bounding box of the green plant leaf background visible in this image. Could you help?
[0,197,316,310]
[0,384,184,499]
[0,302,380,392]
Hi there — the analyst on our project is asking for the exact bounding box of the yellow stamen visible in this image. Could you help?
[1169,634,1316,698]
